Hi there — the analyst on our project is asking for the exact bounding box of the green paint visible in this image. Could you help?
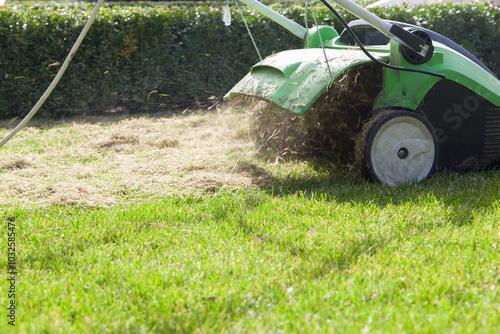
[224,26,390,116]
[225,48,388,116]
[375,40,500,110]
[304,26,339,48]
[227,28,500,116]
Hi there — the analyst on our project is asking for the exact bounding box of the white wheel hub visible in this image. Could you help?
[370,115,436,185]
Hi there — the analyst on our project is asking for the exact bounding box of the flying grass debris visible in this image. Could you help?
[249,64,383,164]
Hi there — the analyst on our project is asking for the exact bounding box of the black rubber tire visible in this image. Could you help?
[360,110,439,185]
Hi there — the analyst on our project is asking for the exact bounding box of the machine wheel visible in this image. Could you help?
[360,110,438,185]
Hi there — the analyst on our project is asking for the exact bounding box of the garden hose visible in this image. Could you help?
[0,0,105,149]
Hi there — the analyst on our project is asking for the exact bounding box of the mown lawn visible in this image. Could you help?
[1,110,500,333]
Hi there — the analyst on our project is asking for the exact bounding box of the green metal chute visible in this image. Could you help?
[225,48,389,116]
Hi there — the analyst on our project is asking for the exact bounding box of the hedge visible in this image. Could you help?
[1,1,499,119]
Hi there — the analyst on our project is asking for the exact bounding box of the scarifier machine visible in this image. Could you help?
[224,0,500,185]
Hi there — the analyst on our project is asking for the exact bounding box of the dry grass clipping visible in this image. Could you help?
[249,64,383,164]
[0,65,384,208]
[0,109,258,208]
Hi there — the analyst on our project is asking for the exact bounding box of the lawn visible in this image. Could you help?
[1,107,500,333]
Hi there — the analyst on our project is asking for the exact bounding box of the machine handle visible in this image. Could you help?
[238,0,430,58]
[238,0,308,39]
[322,0,430,57]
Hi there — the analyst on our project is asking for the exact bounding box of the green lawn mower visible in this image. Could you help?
[225,0,500,185]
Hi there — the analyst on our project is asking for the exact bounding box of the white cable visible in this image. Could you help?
[0,0,105,149]
[304,0,310,47]
[310,3,333,81]
[234,0,262,61]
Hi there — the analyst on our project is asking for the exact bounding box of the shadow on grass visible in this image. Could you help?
[234,211,390,277]
[310,236,388,277]
[238,159,500,227]
[233,161,500,277]
[0,108,206,131]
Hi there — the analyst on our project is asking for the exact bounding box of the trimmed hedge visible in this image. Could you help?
[0,2,499,118]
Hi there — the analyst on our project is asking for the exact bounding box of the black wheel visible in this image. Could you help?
[360,111,438,185]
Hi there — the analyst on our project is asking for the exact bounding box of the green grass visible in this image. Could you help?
[1,109,500,332]
[2,167,500,333]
